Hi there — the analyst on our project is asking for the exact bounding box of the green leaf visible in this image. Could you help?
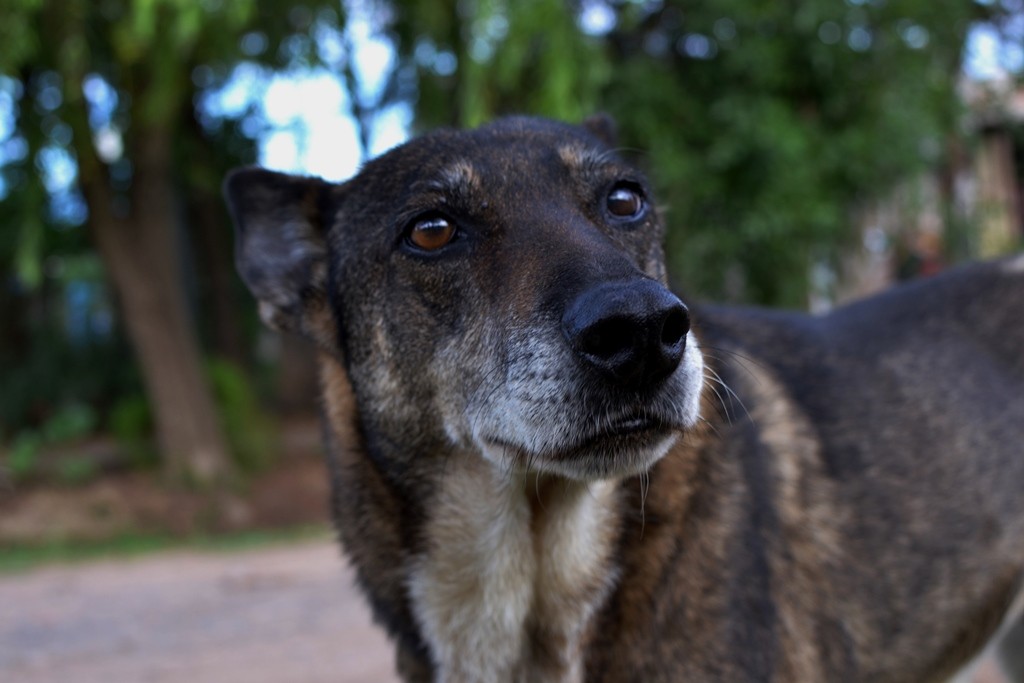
[14,215,44,289]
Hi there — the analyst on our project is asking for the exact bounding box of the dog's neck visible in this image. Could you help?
[407,455,622,683]
[319,355,623,681]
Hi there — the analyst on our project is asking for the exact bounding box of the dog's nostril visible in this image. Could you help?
[581,318,634,359]
[661,307,689,348]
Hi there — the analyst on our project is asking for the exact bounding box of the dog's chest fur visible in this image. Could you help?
[408,457,621,682]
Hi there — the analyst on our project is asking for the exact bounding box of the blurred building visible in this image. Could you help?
[964,76,1024,257]
[833,77,1024,307]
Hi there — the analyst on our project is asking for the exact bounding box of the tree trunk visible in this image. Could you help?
[180,104,250,367]
[188,190,250,366]
[43,2,232,485]
[85,130,233,485]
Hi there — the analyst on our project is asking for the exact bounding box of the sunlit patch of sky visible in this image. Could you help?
[0,1,410,206]
[368,103,413,156]
[201,61,411,181]
[82,74,118,128]
[0,77,23,197]
[965,23,1024,79]
[201,62,265,119]
[200,4,406,182]
[347,10,396,104]
[579,1,617,35]
[0,77,19,141]
[35,147,76,194]
[35,145,87,225]
[259,69,360,180]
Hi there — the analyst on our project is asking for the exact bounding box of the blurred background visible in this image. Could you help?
[0,0,1023,606]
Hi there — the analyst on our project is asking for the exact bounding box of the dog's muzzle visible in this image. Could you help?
[561,279,690,390]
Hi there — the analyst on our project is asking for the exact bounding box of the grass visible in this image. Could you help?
[0,524,332,575]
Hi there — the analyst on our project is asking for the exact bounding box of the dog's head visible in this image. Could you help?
[225,116,704,481]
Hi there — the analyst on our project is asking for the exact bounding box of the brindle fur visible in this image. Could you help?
[225,116,1024,682]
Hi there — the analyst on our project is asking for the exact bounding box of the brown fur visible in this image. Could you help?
[225,116,1024,682]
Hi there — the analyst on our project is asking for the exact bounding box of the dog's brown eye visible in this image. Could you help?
[408,215,456,251]
[607,185,645,219]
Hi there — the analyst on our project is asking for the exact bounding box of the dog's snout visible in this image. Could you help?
[563,280,690,389]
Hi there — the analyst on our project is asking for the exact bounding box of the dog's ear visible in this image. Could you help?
[583,113,618,148]
[223,167,334,338]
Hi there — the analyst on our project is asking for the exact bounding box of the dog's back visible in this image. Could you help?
[703,256,1024,515]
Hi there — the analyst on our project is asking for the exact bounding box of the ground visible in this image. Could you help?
[0,419,402,682]
[0,538,399,683]
[0,538,1013,683]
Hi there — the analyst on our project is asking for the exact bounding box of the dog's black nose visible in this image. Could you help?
[562,280,689,389]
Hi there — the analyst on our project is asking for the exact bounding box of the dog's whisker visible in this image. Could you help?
[698,415,723,438]
[703,375,732,422]
[639,470,649,540]
[702,347,768,385]
[704,367,753,425]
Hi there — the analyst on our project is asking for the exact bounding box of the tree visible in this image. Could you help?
[599,0,1001,304]
[390,0,1012,306]
[2,0,1016,480]
[390,0,608,130]
[0,0,343,482]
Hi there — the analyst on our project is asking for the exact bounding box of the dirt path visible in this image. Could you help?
[0,539,399,683]
[0,539,1013,683]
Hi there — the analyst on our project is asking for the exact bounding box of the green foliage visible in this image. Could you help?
[108,395,158,467]
[8,431,43,479]
[207,358,277,474]
[40,402,97,442]
[0,0,42,71]
[0,307,139,435]
[14,214,45,288]
[0,527,329,574]
[399,0,1003,306]
[5,403,99,482]
[596,0,980,305]
[54,455,99,485]
[0,0,332,476]
[393,0,609,129]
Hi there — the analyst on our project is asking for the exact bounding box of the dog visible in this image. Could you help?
[225,115,1024,682]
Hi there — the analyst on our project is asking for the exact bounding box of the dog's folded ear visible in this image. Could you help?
[223,167,334,336]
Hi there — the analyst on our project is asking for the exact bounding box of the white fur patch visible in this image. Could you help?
[408,462,533,681]
[408,461,618,682]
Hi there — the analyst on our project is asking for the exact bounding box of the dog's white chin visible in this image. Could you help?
[480,431,679,482]
[464,332,705,481]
